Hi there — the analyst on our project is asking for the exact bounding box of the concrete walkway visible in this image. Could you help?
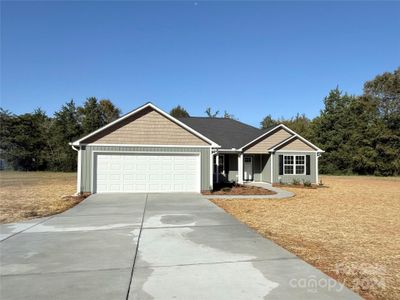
[0,193,359,300]
[204,182,295,199]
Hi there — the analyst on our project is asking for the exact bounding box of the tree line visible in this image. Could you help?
[0,98,120,171]
[1,68,399,175]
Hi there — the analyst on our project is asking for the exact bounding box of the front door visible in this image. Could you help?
[244,156,253,181]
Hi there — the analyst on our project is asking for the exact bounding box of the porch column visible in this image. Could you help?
[216,154,219,184]
[238,153,244,184]
[270,152,274,184]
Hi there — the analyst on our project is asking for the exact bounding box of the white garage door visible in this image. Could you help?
[94,153,200,193]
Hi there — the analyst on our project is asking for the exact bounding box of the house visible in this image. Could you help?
[70,102,323,193]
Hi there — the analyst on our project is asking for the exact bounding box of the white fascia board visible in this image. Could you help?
[71,102,220,148]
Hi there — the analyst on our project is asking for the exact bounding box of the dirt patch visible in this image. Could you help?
[203,184,276,195]
[211,176,400,300]
[0,172,89,223]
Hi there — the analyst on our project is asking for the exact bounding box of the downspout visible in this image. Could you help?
[70,144,81,195]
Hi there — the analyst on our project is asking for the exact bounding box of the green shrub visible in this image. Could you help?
[303,180,312,187]
[221,187,232,192]
[292,178,301,185]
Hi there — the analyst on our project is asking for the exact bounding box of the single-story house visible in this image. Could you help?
[70,102,323,193]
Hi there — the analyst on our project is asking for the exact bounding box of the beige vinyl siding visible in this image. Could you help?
[244,128,292,154]
[82,107,209,146]
[79,145,211,192]
[276,137,316,151]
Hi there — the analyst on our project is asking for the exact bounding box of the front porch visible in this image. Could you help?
[212,152,273,185]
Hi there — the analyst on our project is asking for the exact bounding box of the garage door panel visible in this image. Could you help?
[94,153,200,193]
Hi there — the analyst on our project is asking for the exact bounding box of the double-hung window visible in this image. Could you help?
[284,155,305,175]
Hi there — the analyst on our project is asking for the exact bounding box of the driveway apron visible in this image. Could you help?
[0,193,360,300]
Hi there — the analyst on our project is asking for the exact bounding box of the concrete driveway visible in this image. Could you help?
[0,193,360,300]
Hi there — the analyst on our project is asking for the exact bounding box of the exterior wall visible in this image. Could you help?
[272,151,317,184]
[261,154,272,183]
[227,154,238,182]
[276,137,315,151]
[80,145,211,192]
[252,155,263,181]
[82,107,209,146]
[244,128,292,154]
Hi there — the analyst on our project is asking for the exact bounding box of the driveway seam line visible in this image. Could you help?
[141,224,246,230]
[0,216,56,243]
[133,256,299,269]
[125,193,148,300]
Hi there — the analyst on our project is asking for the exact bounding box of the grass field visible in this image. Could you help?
[212,176,400,300]
[0,172,82,223]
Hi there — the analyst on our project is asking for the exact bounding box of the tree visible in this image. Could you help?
[99,99,121,124]
[169,105,190,118]
[205,107,219,118]
[260,114,278,129]
[364,67,400,124]
[0,109,50,170]
[47,100,83,171]
[363,67,400,175]
[78,97,121,135]
[78,97,103,135]
[311,88,356,174]
[223,110,237,120]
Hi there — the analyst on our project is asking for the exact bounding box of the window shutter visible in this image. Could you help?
[306,155,311,175]
[279,155,283,175]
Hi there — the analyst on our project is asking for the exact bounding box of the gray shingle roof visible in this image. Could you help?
[178,117,274,149]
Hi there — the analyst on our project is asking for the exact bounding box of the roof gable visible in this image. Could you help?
[241,124,323,153]
[72,103,219,147]
[244,127,292,154]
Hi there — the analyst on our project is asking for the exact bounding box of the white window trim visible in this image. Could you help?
[283,155,306,175]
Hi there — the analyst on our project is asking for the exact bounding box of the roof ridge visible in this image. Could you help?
[178,116,262,131]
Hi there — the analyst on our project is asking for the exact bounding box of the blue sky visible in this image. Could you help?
[1,1,399,127]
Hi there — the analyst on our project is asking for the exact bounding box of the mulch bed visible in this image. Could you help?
[202,185,276,195]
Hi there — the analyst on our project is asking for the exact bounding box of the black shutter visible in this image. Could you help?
[306,155,311,175]
[279,155,283,175]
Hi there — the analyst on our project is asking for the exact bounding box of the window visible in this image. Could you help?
[284,155,305,175]
[284,156,294,174]
[295,156,305,174]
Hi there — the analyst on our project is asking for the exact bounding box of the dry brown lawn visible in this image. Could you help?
[0,172,86,223]
[211,176,400,300]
